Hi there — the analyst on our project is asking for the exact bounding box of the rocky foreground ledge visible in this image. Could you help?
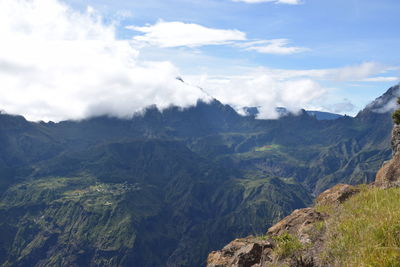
[207,125,400,267]
[206,184,359,267]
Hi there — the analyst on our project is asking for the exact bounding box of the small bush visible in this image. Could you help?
[393,109,400,125]
[393,97,400,125]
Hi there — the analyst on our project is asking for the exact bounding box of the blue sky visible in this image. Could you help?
[0,0,399,121]
[63,0,400,114]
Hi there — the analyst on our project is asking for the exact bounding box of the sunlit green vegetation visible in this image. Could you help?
[322,186,400,266]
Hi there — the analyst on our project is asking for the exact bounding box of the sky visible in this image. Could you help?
[0,0,399,121]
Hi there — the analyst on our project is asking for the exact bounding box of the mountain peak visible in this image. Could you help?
[360,84,400,115]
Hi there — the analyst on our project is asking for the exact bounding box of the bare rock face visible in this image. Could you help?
[391,125,400,154]
[267,208,325,245]
[315,184,360,207]
[207,208,326,267]
[376,125,400,187]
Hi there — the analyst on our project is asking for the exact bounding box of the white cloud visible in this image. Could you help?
[232,0,301,4]
[187,73,326,119]
[0,0,210,122]
[127,21,307,55]
[185,62,396,118]
[239,39,308,55]
[127,21,246,48]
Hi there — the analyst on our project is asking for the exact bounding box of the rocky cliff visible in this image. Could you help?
[375,125,400,187]
[207,122,400,267]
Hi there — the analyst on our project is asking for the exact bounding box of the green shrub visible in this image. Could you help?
[392,97,400,125]
[393,109,400,125]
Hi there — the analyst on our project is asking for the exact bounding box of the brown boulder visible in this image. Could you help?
[315,184,360,207]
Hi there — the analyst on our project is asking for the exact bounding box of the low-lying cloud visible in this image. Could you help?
[187,73,327,119]
[185,62,397,118]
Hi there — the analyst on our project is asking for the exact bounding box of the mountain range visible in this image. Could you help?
[0,85,398,266]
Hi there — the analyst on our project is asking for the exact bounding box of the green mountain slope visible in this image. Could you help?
[0,139,311,266]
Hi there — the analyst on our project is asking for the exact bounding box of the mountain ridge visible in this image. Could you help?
[0,85,398,266]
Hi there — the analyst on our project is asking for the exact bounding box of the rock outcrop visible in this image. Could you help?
[267,208,325,244]
[391,125,400,153]
[375,125,400,187]
[207,184,360,267]
[315,184,359,207]
[207,238,273,267]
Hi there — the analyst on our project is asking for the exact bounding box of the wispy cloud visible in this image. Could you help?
[360,77,399,82]
[238,39,308,55]
[257,62,396,82]
[232,0,301,5]
[127,21,246,48]
[127,21,308,55]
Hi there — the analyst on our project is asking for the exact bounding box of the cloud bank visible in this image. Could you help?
[187,74,327,119]
[0,0,209,122]
[186,62,396,118]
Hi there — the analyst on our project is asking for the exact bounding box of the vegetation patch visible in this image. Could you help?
[322,186,400,266]
[254,144,281,152]
[272,232,304,260]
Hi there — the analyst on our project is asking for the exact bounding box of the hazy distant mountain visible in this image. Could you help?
[0,85,398,266]
[243,106,344,120]
[306,110,343,120]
